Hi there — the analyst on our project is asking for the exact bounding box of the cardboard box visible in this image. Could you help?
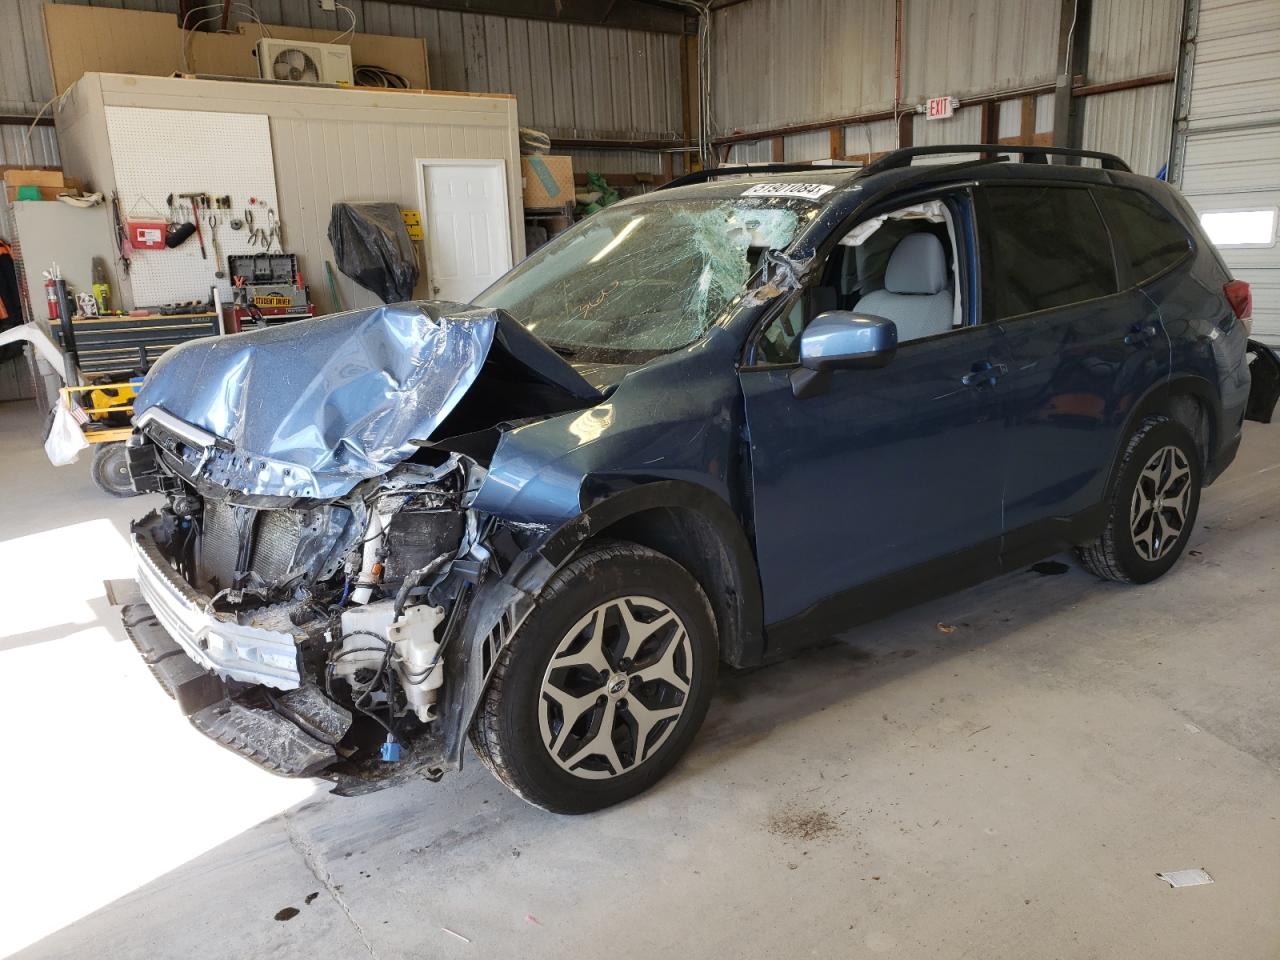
[4,169,66,190]
[4,170,83,202]
[522,155,574,209]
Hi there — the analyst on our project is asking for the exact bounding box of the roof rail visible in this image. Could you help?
[862,144,1131,175]
[658,162,862,191]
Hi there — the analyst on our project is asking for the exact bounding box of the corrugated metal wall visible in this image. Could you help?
[0,0,684,143]
[712,0,1058,136]
[0,127,61,243]
[3,0,1190,178]
[712,0,895,136]
[1087,0,1182,84]
[902,0,1059,100]
[1080,0,1181,177]
[0,0,57,116]
[711,0,1181,174]
[1080,85,1174,177]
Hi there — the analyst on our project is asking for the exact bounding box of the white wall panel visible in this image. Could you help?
[55,73,524,314]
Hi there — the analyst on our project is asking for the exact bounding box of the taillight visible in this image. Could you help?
[1224,279,1252,332]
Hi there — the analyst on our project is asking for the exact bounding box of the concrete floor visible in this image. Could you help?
[3,397,1280,959]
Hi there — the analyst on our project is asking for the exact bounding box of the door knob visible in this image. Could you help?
[1124,322,1158,346]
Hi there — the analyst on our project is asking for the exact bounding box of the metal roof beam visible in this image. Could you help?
[371,0,695,34]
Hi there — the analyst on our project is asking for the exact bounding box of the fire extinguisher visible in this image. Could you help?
[44,274,59,320]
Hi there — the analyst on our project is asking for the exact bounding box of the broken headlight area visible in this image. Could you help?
[125,442,519,792]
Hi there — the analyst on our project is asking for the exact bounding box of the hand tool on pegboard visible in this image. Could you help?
[208,214,226,278]
[178,192,209,259]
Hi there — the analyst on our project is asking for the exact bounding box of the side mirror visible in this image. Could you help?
[791,312,897,399]
[799,311,898,371]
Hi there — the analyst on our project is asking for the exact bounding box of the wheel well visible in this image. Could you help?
[1164,391,1211,472]
[589,506,753,668]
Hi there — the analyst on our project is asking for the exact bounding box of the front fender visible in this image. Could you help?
[435,477,767,769]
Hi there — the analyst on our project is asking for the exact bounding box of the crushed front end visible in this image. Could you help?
[113,301,601,793]
[124,447,501,792]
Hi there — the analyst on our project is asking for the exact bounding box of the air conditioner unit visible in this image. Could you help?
[255,38,354,86]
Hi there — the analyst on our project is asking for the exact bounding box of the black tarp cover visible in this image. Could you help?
[327,202,420,304]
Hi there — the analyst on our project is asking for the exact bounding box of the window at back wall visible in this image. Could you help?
[1199,209,1278,249]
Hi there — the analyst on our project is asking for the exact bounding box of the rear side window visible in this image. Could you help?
[1094,187,1191,284]
[979,185,1118,320]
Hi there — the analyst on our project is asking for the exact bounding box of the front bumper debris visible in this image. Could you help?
[121,594,352,778]
[133,533,303,689]
[121,600,225,714]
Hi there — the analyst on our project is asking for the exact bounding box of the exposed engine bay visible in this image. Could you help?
[116,301,605,793]
[128,448,508,792]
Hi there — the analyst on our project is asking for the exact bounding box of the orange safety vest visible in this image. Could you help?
[0,240,11,322]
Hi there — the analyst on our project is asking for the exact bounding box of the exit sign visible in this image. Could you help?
[927,96,956,120]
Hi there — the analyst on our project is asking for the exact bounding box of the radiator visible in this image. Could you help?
[199,501,304,591]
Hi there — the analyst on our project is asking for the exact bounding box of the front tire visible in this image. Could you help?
[470,540,717,814]
[1077,416,1201,583]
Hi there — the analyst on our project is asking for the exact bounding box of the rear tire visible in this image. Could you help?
[470,540,717,814]
[1076,416,1201,583]
[90,442,138,498]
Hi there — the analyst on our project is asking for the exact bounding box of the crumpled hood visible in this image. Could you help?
[133,300,601,499]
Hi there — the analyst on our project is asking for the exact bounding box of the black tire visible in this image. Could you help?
[90,442,138,498]
[1076,416,1201,583]
[470,540,717,814]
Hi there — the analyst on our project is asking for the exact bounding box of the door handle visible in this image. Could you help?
[1124,322,1159,346]
[961,360,1007,388]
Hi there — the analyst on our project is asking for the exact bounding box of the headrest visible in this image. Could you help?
[885,233,948,295]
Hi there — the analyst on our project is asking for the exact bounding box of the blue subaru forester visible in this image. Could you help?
[121,145,1279,812]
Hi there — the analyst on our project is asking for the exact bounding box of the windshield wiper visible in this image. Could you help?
[547,342,578,358]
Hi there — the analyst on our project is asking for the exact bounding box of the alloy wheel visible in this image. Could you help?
[538,596,694,780]
[1129,444,1192,561]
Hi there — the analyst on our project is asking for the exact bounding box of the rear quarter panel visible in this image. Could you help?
[1146,181,1250,467]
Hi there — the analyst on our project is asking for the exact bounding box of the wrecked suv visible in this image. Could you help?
[120,145,1280,813]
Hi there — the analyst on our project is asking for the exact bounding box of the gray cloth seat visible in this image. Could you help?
[853,233,954,343]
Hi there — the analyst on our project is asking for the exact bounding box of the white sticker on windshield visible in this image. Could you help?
[741,182,835,201]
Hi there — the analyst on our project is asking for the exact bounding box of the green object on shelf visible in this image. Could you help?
[16,186,41,201]
[575,172,619,218]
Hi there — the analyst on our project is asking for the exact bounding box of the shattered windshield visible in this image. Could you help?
[474,197,812,363]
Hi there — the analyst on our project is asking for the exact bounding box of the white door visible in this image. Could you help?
[418,160,513,303]
[1173,0,1280,345]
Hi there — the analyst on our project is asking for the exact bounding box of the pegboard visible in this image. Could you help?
[104,105,283,307]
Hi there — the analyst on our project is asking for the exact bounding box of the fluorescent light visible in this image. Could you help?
[589,216,645,263]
